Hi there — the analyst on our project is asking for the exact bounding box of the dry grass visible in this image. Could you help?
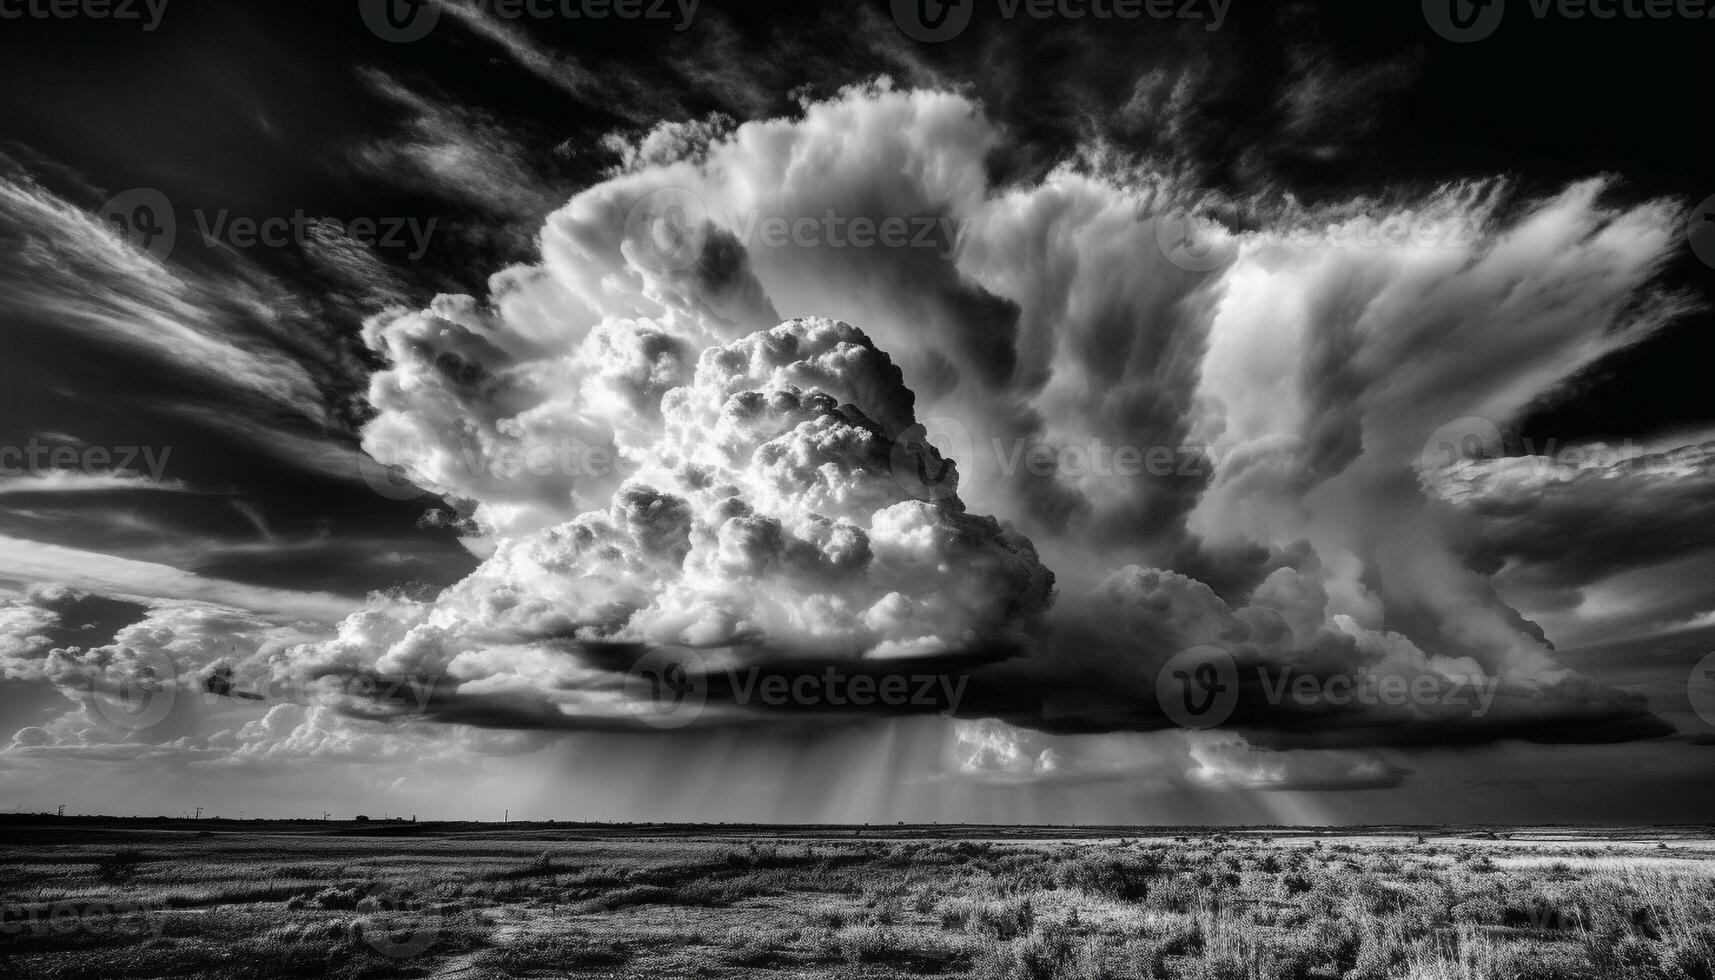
[3,826,1714,979]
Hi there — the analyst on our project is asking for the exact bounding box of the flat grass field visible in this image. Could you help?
[4,821,1715,980]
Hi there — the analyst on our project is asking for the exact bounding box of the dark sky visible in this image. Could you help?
[1,0,1713,822]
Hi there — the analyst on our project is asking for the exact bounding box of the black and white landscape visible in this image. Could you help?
[3,0,1715,976]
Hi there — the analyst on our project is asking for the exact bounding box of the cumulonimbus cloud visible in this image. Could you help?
[35,82,1686,785]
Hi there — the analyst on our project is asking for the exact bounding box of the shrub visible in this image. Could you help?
[950,896,1037,940]
[1662,927,1715,980]
[718,928,779,967]
[487,932,632,971]
[96,849,145,883]
[1012,922,1077,980]
[1452,895,1504,925]
[309,885,367,911]
[1055,855,1153,902]
[838,926,896,965]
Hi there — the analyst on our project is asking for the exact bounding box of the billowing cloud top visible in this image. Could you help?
[315,315,1055,728]
[9,81,1692,790]
[307,83,1686,754]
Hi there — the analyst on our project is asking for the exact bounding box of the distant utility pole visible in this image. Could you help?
[504,809,508,823]
[56,804,65,817]
[194,807,202,821]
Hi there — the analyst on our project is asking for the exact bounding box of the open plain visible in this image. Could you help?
[3,820,1714,979]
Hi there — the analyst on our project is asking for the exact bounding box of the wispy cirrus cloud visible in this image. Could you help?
[0,164,330,424]
[0,535,361,622]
